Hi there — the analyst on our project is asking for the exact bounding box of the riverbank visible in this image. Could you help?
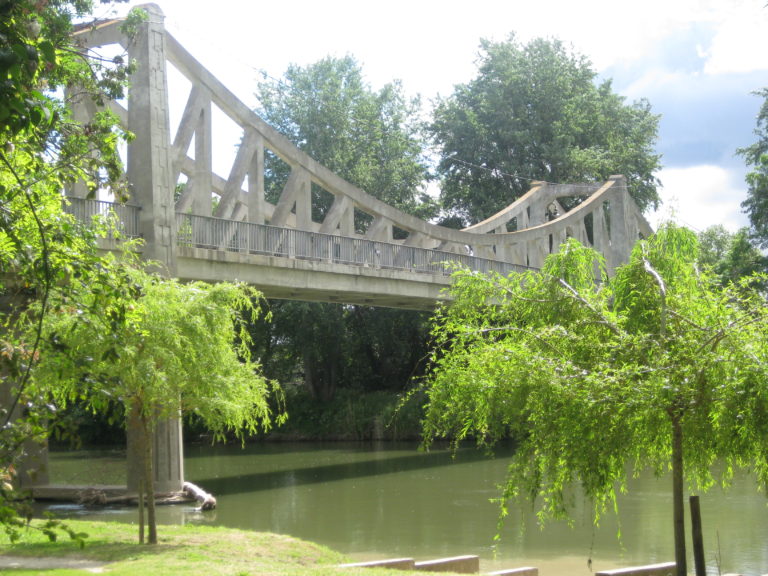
[0,519,423,576]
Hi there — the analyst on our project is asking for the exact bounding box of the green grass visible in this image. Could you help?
[0,520,438,576]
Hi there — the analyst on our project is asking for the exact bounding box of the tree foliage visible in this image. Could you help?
[253,301,430,403]
[30,251,284,543]
[429,35,661,226]
[255,55,435,220]
[422,225,768,574]
[252,56,433,402]
[1,0,140,543]
[698,225,767,286]
[739,88,768,247]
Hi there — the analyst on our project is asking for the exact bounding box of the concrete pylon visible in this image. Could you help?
[125,3,183,494]
[126,409,184,494]
[127,3,177,274]
[0,290,49,490]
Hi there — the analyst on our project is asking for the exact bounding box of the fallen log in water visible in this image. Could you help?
[76,487,191,507]
[182,481,217,510]
[32,483,214,509]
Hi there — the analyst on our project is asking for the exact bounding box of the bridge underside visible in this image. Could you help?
[176,247,451,310]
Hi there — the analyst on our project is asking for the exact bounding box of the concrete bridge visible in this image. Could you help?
[49,4,652,494]
[68,4,651,311]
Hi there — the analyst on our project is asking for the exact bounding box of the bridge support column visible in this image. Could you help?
[0,290,49,490]
[0,381,49,490]
[128,3,177,273]
[606,177,633,275]
[125,3,183,493]
[127,410,184,494]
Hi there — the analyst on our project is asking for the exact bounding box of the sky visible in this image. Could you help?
[114,0,768,232]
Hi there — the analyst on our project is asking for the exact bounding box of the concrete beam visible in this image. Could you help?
[414,555,480,573]
[486,568,538,576]
[176,248,451,310]
[595,562,676,576]
[339,558,416,570]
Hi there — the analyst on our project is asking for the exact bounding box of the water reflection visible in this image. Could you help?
[44,442,768,575]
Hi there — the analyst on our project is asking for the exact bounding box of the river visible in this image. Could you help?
[43,442,768,575]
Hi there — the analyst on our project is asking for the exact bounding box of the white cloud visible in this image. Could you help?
[703,1,768,74]
[649,165,750,232]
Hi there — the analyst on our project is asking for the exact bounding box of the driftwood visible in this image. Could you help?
[182,481,217,511]
[39,483,215,509]
[76,488,193,507]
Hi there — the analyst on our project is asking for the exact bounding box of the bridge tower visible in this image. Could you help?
[124,4,183,494]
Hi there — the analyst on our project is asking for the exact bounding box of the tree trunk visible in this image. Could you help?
[672,415,687,576]
[142,413,158,545]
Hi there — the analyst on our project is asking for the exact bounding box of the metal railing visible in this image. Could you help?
[62,198,530,277]
[176,213,529,277]
[63,197,141,239]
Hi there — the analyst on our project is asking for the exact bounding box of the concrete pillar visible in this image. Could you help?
[248,133,266,224]
[127,410,184,494]
[65,91,96,199]
[1,381,49,489]
[192,92,213,217]
[127,3,177,274]
[125,3,183,493]
[0,291,49,489]
[607,190,628,276]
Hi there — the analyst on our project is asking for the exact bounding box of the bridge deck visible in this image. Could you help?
[67,197,530,309]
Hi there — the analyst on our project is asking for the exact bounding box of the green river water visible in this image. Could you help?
[43,442,768,575]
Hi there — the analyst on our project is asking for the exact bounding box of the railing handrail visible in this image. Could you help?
[176,212,532,278]
[63,196,142,239]
[64,196,534,277]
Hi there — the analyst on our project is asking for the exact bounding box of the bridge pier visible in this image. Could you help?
[0,289,49,490]
[126,411,184,494]
[123,3,184,493]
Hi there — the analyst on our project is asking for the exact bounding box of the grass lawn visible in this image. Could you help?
[0,520,428,576]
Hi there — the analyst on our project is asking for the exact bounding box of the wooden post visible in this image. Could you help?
[690,495,706,576]
[671,415,687,576]
[138,478,145,544]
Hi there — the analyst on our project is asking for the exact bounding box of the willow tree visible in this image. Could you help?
[422,225,768,574]
[31,252,284,544]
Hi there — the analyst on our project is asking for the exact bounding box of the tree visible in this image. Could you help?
[429,35,661,227]
[256,55,435,220]
[253,56,433,402]
[698,225,766,286]
[0,0,139,542]
[739,88,768,247]
[30,251,284,544]
[421,224,768,574]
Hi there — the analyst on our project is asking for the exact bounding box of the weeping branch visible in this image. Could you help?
[558,278,621,335]
[643,259,667,337]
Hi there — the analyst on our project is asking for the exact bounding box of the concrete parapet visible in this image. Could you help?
[339,558,416,570]
[596,562,676,576]
[414,555,480,573]
[486,568,538,576]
